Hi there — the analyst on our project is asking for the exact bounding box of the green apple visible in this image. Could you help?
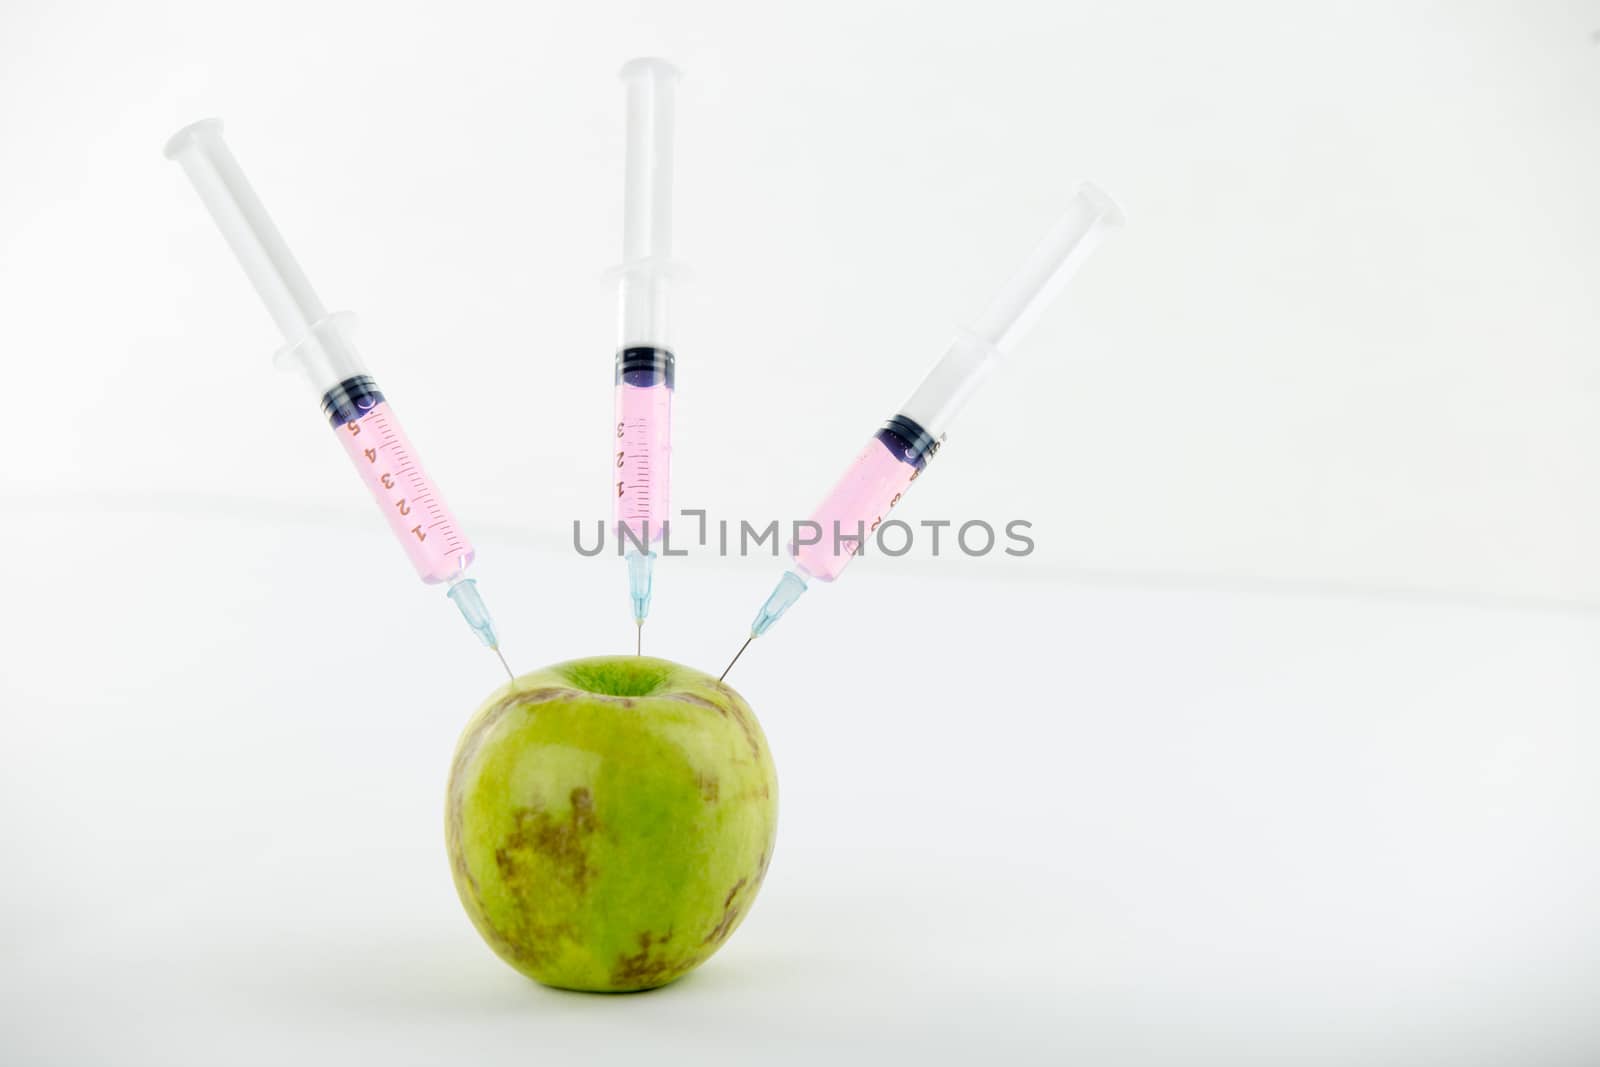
[446,655,778,992]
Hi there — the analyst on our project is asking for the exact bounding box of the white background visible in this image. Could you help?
[1,2,1598,1065]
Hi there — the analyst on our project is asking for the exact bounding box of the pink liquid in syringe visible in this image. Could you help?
[614,380,673,548]
[792,434,922,582]
[333,400,476,584]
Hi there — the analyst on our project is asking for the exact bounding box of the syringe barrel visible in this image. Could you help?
[274,312,370,398]
[165,119,328,348]
[790,418,936,584]
[617,268,673,351]
[615,58,680,350]
[896,332,995,443]
[614,347,675,548]
[898,183,1123,437]
[326,376,477,585]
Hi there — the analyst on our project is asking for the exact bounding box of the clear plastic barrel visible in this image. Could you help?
[792,432,923,582]
[614,356,673,549]
[332,398,475,584]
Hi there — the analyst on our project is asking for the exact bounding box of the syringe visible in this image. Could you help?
[165,119,511,679]
[721,184,1123,680]
[610,58,682,655]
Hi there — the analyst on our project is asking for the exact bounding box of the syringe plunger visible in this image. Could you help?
[899,183,1123,438]
[616,58,681,350]
[620,57,680,265]
[970,183,1123,353]
[165,119,324,342]
[164,119,366,395]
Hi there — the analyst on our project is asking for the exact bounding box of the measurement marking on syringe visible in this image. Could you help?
[334,401,478,583]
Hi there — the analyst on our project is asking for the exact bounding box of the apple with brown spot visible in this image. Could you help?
[446,656,778,991]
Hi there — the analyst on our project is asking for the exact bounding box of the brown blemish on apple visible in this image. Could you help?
[667,693,762,758]
[468,787,598,970]
[705,850,773,951]
[726,700,763,759]
[447,686,574,894]
[576,695,640,707]
[508,687,573,708]
[447,694,595,972]
[610,929,682,989]
[495,786,600,893]
[696,773,720,802]
[447,694,528,899]
[702,877,749,947]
